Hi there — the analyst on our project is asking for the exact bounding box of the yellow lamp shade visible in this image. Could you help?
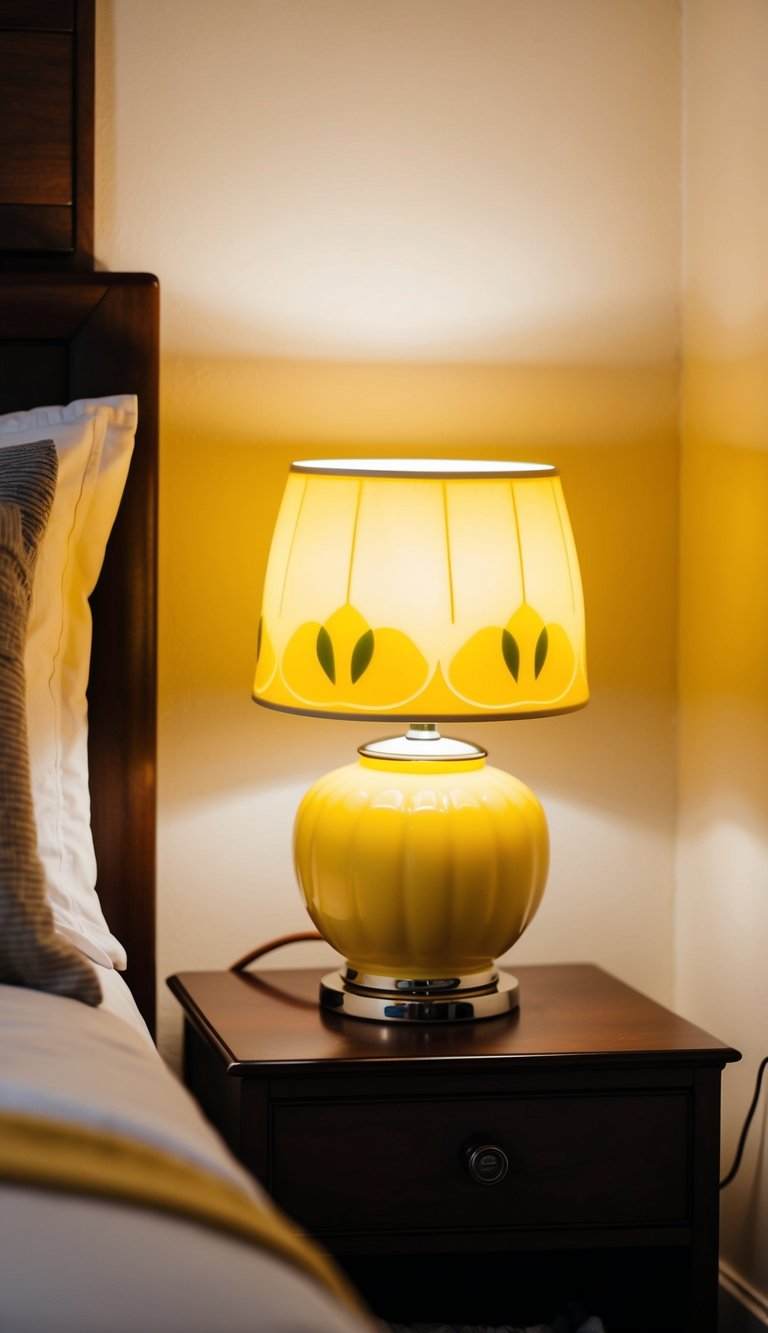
[254,459,588,720]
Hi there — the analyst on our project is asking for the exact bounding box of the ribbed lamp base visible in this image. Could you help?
[294,729,548,1025]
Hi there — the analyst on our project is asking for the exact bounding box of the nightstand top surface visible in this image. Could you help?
[168,964,740,1075]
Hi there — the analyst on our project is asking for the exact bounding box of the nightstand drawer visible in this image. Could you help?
[271,1091,689,1235]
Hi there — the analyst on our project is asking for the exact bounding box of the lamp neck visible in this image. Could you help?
[405,722,442,742]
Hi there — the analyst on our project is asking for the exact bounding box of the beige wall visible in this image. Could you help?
[96,0,681,1120]
[679,0,768,1311]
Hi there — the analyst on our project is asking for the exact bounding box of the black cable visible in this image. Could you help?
[720,1056,768,1190]
[230,931,323,973]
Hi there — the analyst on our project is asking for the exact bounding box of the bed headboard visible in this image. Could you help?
[0,0,94,269]
[0,272,159,1031]
[0,0,159,1030]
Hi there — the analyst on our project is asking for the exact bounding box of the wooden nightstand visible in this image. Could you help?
[168,963,739,1331]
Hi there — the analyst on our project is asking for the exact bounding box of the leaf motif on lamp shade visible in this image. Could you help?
[316,625,336,684]
[351,628,375,684]
[534,626,549,679]
[280,604,429,710]
[448,603,577,710]
[501,629,520,681]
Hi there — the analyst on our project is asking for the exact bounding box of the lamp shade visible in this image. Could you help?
[254,459,587,720]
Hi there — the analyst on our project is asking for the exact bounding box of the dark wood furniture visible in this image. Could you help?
[0,0,159,1028]
[169,963,739,1332]
[0,271,159,1030]
[0,0,94,268]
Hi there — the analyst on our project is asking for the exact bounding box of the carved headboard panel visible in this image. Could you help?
[0,0,94,268]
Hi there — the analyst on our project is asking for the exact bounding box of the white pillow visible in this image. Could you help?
[0,396,137,970]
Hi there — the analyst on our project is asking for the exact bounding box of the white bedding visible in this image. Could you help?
[0,980,372,1333]
[92,962,155,1039]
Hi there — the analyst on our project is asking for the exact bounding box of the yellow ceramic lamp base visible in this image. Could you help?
[293,733,549,1021]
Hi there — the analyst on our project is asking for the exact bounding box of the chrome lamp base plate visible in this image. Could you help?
[319,965,520,1023]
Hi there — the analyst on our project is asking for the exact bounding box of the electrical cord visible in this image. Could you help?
[720,1056,768,1190]
[229,931,323,974]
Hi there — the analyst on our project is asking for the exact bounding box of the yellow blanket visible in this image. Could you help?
[0,1110,367,1319]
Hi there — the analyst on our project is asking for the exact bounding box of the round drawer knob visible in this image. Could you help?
[464,1140,509,1185]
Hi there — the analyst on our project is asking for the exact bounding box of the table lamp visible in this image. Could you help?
[253,459,587,1022]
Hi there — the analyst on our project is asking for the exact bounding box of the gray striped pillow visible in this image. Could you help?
[0,441,101,1005]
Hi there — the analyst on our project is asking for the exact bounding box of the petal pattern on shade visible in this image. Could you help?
[449,603,576,709]
[281,603,429,710]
